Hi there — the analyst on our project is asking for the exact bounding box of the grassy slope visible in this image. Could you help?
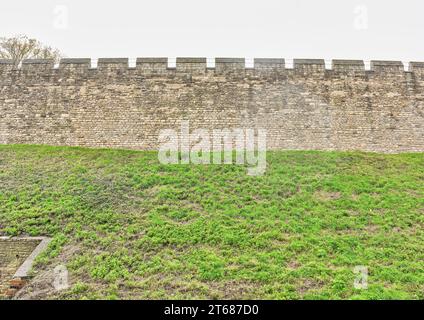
[0,145,423,299]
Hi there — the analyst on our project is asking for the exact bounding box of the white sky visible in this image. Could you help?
[1,0,423,63]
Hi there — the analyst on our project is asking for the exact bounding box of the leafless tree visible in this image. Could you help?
[0,35,63,66]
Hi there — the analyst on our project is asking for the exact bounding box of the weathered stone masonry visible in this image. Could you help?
[0,58,423,153]
[0,238,41,298]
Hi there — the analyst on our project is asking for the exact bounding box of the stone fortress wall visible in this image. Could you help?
[0,58,423,153]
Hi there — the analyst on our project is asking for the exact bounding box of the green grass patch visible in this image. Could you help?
[0,144,423,299]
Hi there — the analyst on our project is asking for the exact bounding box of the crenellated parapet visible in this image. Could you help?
[176,58,207,75]
[1,57,423,78]
[97,58,128,71]
[136,58,168,74]
[215,58,245,75]
[409,62,424,76]
[293,59,326,76]
[370,60,404,74]
[21,59,54,72]
[254,58,285,76]
[332,60,365,73]
[0,59,15,73]
[59,58,91,75]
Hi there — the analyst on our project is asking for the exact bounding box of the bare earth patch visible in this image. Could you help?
[314,191,342,201]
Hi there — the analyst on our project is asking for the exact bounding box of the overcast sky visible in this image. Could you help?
[1,0,423,64]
